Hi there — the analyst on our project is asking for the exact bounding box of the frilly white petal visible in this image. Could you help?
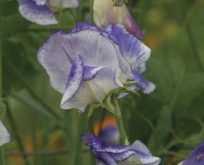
[131,140,151,155]
[38,31,72,93]
[130,140,161,165]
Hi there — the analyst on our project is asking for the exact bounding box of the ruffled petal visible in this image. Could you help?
[60,57,84,107]
[0,121,10,146]
[105,24,151,70]
[131,140,151,155]
[129,140,161,165]
[73,22,154,94]
[72,22,134,81]
[61,67,120,111]
[93,0,143,39]
[37,31,72,93]
[48,0,79,8]
[61,82,97,112]
[18,0,58,25]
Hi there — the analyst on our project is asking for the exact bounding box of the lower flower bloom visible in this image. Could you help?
[82,132,161,165]
[178,141,204,165]
[0,121,10,146]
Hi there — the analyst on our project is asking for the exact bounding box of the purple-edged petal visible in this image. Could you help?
[93,0,143,39]
[0,121,10,146]
[84,66,106,81]
[133,70,155,94]
[60,82,96,112]
[48,0,79,8]
[181,141,204,165]
[61,67,120,111]
[105,24,151,70]
[18,0,58,25]
[60,57,84,108]
[72,22,134,82]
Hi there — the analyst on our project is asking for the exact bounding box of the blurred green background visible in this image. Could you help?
[0,0,204,164]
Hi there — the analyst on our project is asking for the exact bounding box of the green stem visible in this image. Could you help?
[6,102,30,165]
[72,110,89,165]
[89,0,94,23]
[0,22,5,165]
[0,147,5,165]
[177,0,204,71]
[88,116,96,165]
[113,99,129,144]
[139,0,148,29]
[0,34,2,97]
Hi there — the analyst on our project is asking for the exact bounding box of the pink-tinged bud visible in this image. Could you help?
[93,0,144,39]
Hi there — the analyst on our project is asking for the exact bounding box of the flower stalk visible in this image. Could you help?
[72,108,89,165]
[0,147,5,165]
[0,30,5,165]
[89,0,94,23]
[113,98,129,145]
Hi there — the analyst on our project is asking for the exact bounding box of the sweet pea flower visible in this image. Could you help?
[93,0,144,39]
[37,22,154,112]
[178,141,204,165]
[82,132,161,165]
[18,0,79,25]
[0,121,10,146]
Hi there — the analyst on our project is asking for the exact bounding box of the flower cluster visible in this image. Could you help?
[37,22,154,112]
[17,0,160,164]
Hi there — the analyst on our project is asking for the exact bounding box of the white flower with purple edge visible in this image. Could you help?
[37,22,155,112]
[0,121,10,146]
[82,132,161,165]
[18,0,79,25]
[178,141,204,165]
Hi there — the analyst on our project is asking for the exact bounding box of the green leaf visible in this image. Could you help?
[0,100,6,120]
[148,106,173,154]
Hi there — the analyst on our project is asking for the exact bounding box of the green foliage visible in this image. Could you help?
[0,101,6,120]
